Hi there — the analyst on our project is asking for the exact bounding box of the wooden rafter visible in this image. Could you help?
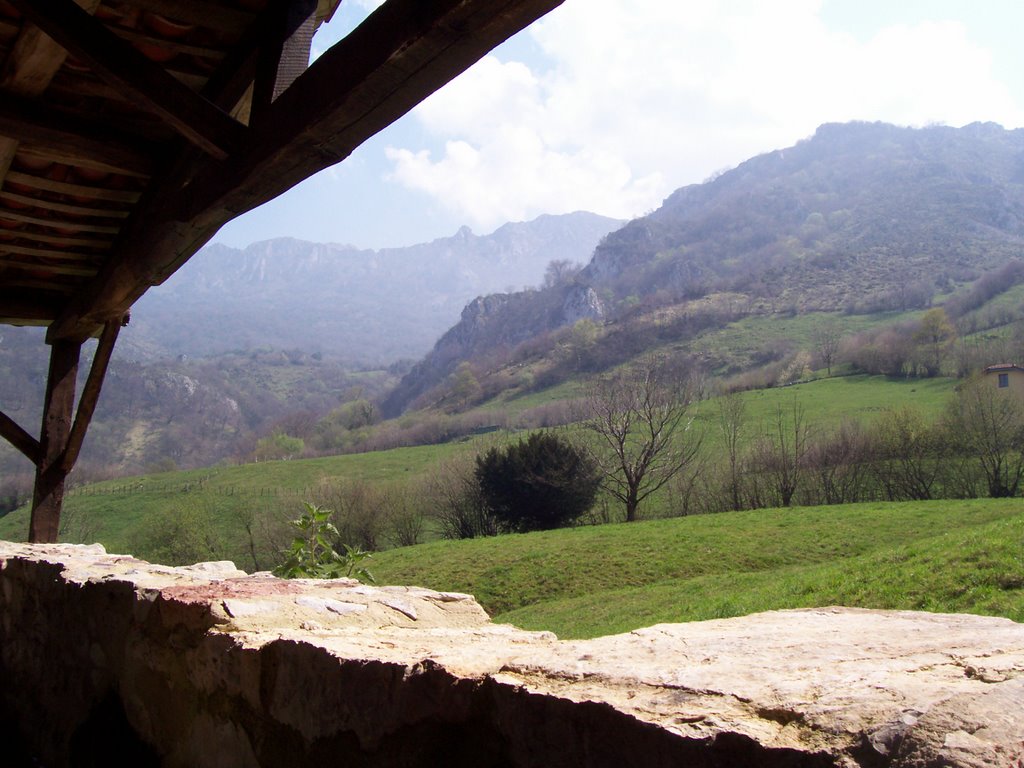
[0,94,156,175]
[8,0,246,159]
[118,0,256,33]
[4,171,143,204]
[0,0,101,182]
[0,210,121,233]
[46,0,566,342]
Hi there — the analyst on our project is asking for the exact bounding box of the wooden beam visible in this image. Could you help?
[0,209,121,233]
[16,146,152,179]
[2,230,113,247]
[2,279,75,294]
[0,0,102,185]
[0,243,104,260]
[0,258,99,277]
[8,0,246,159]
[46,0,565,342]
[0,95,156,175]
[0,190,131,218]
[117,0,256,33]
[0,290,64,322]
[0,408,39,463]
[5,171,142,204]
[28,338,81,543]
[61,318,120,471]
[109,27,227,62]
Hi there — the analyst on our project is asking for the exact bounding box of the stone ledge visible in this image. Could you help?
[1,541,1022,767]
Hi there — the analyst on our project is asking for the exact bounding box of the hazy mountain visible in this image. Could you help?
[385,121,1024,413]
[124,211,623,364]
[0,212,621,481]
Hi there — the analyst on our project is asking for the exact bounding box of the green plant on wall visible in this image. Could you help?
[273,502,374,581]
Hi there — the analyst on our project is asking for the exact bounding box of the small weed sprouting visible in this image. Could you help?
[273,502,375,582]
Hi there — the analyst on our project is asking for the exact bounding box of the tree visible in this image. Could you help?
[475,432,599,532]
[580,357,702,522]
[913,308,956,377]
[811,321,842,376]
[253,432,304,461]
[716,391,746,511]
[752,399,811,507]
[870,406,944,501]
[543,259,582,288]
[428,455,498,540]
[448,362,482,410]
[944,375,1024,497]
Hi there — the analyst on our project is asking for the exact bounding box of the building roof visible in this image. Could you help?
[984,364,1024,373]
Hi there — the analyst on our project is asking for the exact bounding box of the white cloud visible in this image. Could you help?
[384,0,1024,231]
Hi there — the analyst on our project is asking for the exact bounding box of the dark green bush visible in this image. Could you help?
[475,432,599,532]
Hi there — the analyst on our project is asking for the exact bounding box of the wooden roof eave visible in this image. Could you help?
[45,0,566,343]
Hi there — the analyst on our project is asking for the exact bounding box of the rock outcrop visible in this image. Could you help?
[1,541,1022,767]
[381,281,605,416]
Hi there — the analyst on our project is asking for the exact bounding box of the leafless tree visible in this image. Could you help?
[811,322,842,376]
[753,399,811,507]
[580,357,703,522]
[716,391,746,511]
[944,375,1024,498]
[543,259,582,288]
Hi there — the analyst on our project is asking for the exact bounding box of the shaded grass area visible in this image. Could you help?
[370,499,1022,627]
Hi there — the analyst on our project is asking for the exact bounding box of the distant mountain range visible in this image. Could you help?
[122,211,623,364]
[0,212,622,479]
[385,121,1024,413]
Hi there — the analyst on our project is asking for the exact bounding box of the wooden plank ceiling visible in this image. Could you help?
[0,0,564,341]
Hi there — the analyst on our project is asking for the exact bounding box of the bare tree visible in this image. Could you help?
[716,391,747,511]
[543,259,582,288]
[753,399,811,507]
[580,357,703,522]
[870,407,944,501]
[811,322,842,376]
[944,375,1024,498]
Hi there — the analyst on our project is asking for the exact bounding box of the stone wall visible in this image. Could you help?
[1,541,1022,767]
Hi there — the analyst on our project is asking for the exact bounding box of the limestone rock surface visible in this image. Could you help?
[1,541,1022,767]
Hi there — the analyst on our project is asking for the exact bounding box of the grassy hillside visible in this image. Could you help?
[0,371,960,571]
[0,374,956,559]
[369,498,1024,638]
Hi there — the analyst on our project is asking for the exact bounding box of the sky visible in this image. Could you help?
[211,0,1024,251]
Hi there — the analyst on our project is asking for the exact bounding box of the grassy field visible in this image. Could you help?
[0,373,958,561]
[369,498,1024,638]
[688,310,921,374]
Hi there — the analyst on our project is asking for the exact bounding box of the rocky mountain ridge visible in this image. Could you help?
[126,211,622,364]
[384,121,1024,413]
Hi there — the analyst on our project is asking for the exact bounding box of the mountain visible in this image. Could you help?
[385,121,1024,413]
[123,212,623,364]
[0,212,620,482]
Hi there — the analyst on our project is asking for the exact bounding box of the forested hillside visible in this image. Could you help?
[387,121,1024,413]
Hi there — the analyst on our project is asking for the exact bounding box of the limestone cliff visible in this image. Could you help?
[381,282,604,416]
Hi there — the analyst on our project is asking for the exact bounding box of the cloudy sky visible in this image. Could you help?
[212,0,1024,250]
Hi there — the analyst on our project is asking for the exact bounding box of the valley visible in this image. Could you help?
[2,122,1024,640]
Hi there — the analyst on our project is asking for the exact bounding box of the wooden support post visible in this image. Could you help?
[62,319,120,472]
[28,339,81,543]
